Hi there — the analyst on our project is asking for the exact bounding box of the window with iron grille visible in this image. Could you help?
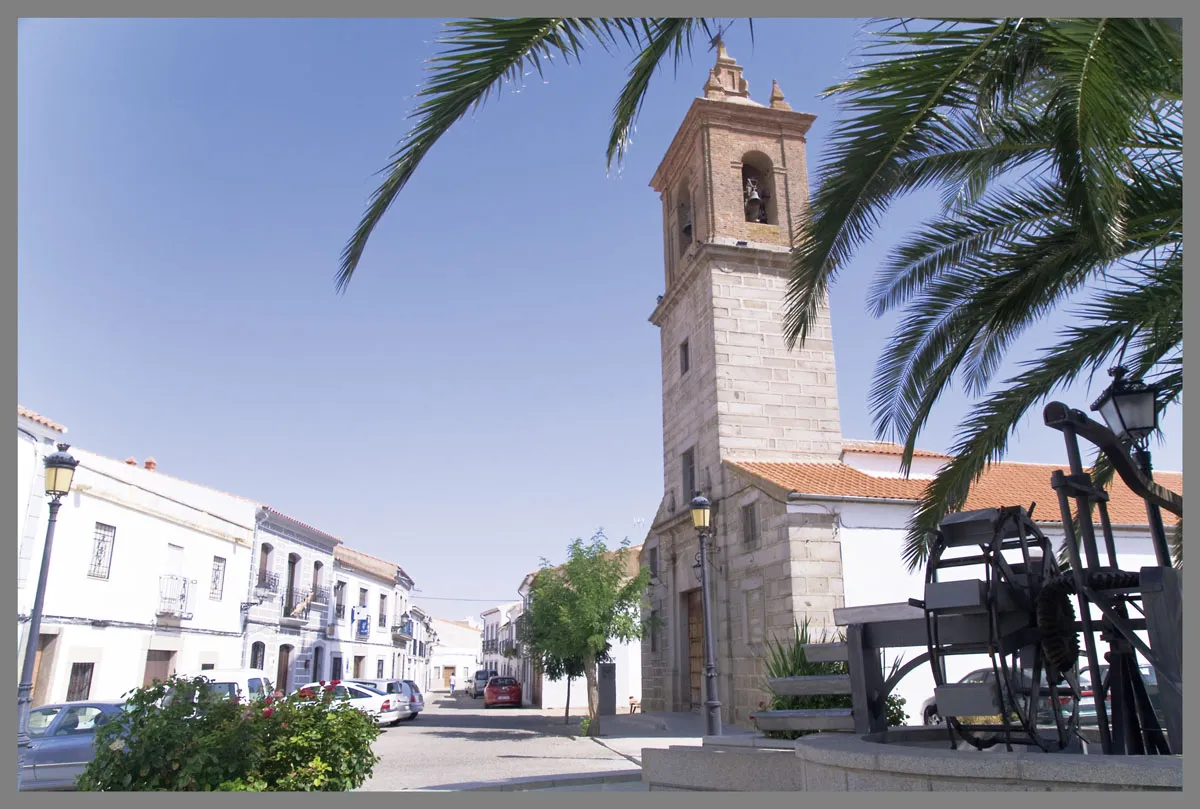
[379,594,387,628]
[210,556,227,600]
[649,546,659,578]
[88,523,116,579]
[742,503,760,549]
[67,662,94,701]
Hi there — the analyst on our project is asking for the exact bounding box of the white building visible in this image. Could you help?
[406,605,436,694]
[242,506,340,693]
[479,602,520,680]
[429,617,482,692]
[326,545,414,684]
[17,407,256,704]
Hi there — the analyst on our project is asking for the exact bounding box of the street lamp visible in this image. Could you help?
[690,494,723,737]
[17,443,79,791]
[1090,366,1172,565]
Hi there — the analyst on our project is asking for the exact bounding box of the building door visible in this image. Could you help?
[353,656,365,678]
[687,589,703,711]
[277,645,292,693]
[331,656,343,681]
[312,646,324,682]
[531,660,543,708]
[442,666,455,689]
[143,650,174,687]
[32,634,58,707]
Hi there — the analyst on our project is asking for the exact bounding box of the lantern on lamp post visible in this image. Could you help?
[1090,366,1172,566]
[690,494,723,737]
[17,443,80,790]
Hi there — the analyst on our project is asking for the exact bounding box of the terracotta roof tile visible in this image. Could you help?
[841,440,950,460]
[334,544,407,583]
[730,460,1181,527]
[18,406,67,433]
[263,506,343,545]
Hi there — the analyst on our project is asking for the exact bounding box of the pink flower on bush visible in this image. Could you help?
[263,707,275,719]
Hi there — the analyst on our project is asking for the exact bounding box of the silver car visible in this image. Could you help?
[345,678,423,721]
[18,700,128,791]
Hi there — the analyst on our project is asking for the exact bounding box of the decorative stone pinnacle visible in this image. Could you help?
[770,79,791,111]
[703,37,750,101]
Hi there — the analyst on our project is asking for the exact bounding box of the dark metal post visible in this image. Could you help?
[16,497,63,790]
[1133,447,1173,568]
[697,528,723,737]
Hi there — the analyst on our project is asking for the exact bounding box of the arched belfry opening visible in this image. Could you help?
[740,152,776,225]
[676,178,694,256]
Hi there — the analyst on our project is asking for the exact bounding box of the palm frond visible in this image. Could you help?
[337,17,648,292]
[606,19,717,168]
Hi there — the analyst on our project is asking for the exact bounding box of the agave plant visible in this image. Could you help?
[758,617,907,739]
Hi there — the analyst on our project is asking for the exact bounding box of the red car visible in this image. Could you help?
[483,676,521,708]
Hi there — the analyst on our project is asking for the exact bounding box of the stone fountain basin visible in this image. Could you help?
[793,727,1182,791]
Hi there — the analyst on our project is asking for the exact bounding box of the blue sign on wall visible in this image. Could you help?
[358,618,370,636]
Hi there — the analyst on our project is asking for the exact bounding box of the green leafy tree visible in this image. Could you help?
[337,17,1181,568]
[522,531,653,736]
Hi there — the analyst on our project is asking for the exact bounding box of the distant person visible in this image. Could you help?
[449,674,456,695]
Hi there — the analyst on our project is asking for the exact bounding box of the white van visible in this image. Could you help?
[166,668,275,704]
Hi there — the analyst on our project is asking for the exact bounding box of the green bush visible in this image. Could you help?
[577,716,591,737]
[757,618,909,740]
[78,677,381,792]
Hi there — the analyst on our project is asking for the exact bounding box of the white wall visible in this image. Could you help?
[829,500,1164,722]
[537,637,643,712]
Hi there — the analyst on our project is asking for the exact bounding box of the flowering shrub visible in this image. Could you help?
[78,676,380,791]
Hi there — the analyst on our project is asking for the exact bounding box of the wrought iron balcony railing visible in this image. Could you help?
[310,585,331,605]
[392,620,415,638]
[282,589,312,621]
[254,571,280,599]
[158,575,195,620]
[335,603,346,620]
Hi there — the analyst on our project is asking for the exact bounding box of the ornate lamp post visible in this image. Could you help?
[1090,366,1172,566]
[17,443,79,790]
[690,495,722,737]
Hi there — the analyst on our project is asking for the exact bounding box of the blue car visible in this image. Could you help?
[18,700,128,791]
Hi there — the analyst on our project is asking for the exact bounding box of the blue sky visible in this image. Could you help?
[18,18,1181,620]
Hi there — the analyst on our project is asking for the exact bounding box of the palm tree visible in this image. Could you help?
[338,18,1182,569]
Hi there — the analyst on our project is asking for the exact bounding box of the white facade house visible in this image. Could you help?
[241,506,340,694]
[429,617,481,692]
[17,407,257,705]
[325,545,414,684]
[406,605,436,694]
[479,602,520,681]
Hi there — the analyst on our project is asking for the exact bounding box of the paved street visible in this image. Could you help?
[359,691,735,791]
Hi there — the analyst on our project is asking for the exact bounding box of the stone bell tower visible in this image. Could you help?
[648,41,842,522]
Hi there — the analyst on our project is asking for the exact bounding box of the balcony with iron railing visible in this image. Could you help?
[310,585,331,605]
[253,571,280,602]
[281,589,312,625]
[392,619,415,643]
[158,575,195,621]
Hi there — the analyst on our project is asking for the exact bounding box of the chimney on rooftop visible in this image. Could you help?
[144,457,157,471]
[125,457,138,466]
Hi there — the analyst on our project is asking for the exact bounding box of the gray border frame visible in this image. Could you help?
[7,3,1193,808]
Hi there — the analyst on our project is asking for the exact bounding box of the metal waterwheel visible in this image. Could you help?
[923,506,1079,752]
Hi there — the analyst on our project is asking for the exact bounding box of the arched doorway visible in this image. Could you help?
[277,644,293,693]
[312,645,324,682]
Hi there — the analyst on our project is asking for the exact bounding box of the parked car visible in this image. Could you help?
[294,681,401,726]
[469,670,497,699]
[1077,664,1164,728]
[921,667,1071,727]
[163,668,275,706]
[483,676,522,708]
[18,701,128,791]
[345,679,423,720]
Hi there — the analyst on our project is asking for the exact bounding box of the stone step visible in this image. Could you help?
[751,709,855,733]
[768,674,852,696]
[800,642,849,663]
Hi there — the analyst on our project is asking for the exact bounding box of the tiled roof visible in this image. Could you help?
[334,544,405,583]
[18,406,67,433]
[841,440,950,460]
[263,506,343,546]
[729,460,1181,527]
